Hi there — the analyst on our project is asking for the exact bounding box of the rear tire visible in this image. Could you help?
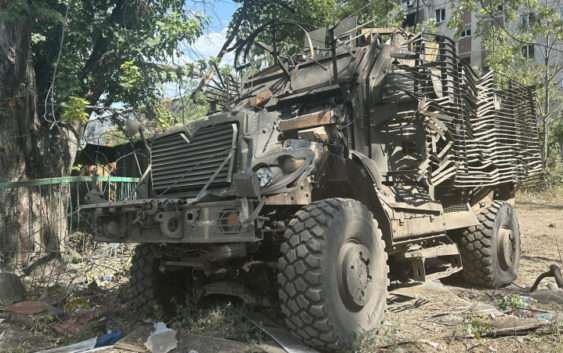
[277,198,389,352]
[456,201,521,288]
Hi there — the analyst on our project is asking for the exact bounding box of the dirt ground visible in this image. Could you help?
[1,191,563,353]
[376,191,563,353]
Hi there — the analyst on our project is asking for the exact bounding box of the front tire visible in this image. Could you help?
[127,244,188,314]
[277,198,389,352]
[456,201,521,288]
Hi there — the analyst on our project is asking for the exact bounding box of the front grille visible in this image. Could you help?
[151,123,238,195]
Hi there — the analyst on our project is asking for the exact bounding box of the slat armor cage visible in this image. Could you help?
[385,33,543,189]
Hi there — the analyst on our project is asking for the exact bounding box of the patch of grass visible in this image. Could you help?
[517,183,563,203]
[462,313,493,339]
[499,294,530,312]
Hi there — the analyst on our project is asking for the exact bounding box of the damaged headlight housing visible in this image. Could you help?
[255,166,273,187]
[279,155,305,174]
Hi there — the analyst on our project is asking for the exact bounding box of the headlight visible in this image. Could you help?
[255,166,273,187]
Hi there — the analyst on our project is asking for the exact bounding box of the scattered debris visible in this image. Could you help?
[247,313,320,353]
[144,322,177,353]
[530,264,563,291]
[389,298,430,313]
[114,325,151,352]
[5,300,49,315]
[535,312,554,322]
[52,309,97,335]
[0,272,25,305]
[33,331,122,353]
[95,330,124,347]
[98,275,113,283]
[479,319,550,338]
[34,337,97,353]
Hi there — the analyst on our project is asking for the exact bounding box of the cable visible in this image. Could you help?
[42,0,70,127]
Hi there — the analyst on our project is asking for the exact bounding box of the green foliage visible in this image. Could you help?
[229,0,404,45]
[463,313,493,339]
[20,0,205,127]
[152,102,175,130]
[499,294,529,311]
[0,0,64,23]
[150,91,209,133]
[119,61,143,91]
[61,96,89,123]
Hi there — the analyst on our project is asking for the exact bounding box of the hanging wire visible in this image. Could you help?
[42,0,71,128]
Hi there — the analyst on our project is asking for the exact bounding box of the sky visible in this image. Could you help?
[183,0,239,62]
[159,0,239,98]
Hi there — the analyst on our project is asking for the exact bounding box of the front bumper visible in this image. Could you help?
[82,198,260,243]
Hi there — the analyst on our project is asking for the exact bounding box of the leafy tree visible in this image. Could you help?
[0,0,205,268]
[449,0,563,167]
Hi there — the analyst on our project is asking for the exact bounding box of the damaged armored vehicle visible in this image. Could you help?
[83,18,543,351]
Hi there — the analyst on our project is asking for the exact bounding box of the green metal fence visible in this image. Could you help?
[0,176,138,268]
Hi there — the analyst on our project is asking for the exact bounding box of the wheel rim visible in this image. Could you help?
[338,241,372,311]
[497,226,515,270]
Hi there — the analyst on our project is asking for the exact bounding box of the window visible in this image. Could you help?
[435,8,446,23]
[460,28,472,38]
[522,44,535,59]
[520,13,535,28]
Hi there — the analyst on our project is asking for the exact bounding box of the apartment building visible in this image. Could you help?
[400,0,563,80]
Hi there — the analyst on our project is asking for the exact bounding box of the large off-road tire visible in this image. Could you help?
[457,201,521,288]
[127,244,188,314]
[277,198,389,352]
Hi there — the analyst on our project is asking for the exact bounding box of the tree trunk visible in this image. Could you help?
[0,12,77,271]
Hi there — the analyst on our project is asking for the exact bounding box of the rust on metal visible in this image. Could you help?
[278,110,335,131]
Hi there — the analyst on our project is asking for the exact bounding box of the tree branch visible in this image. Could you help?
[188,1,250,101]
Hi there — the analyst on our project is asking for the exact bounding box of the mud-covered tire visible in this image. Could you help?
[127,244,161,311]
[277,198,389,352]
[457,201,521,288]
[127,244,188,314]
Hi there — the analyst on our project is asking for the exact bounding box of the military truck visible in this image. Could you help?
[83,18,543,352]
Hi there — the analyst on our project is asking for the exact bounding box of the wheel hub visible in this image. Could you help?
[340,243,371,308]
[498,227,514,269]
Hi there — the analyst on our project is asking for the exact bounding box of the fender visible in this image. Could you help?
[348,151,393,248]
